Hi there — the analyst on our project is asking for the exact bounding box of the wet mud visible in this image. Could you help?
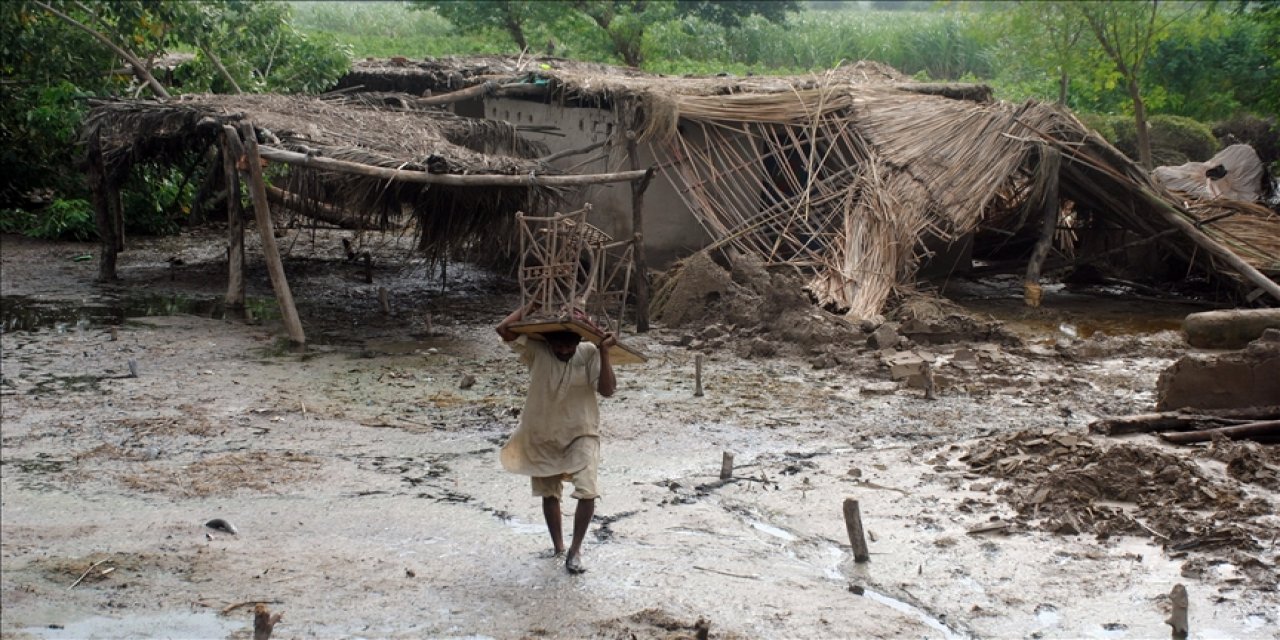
[2,229,1277,639]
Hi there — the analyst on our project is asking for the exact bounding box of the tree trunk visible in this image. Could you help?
[1057,69,1069,105]
[87,133,118,282]
[1129,77,1153,169]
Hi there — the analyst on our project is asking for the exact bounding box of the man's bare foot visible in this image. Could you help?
[565,551,586,574]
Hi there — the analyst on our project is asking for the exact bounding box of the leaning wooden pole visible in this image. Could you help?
[232,124,305,347]
[220,132,246,310]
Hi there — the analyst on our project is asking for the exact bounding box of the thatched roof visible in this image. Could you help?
[80,92,561,255]
[334,55,1279,312]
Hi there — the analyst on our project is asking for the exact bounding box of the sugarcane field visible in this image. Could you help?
[3,2,1280,639]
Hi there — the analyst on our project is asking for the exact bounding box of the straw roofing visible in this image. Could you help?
[347,54,1277,312]
[80,92,560,255]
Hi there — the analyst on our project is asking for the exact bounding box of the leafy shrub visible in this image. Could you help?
[24,199,96,241]
[1213,114,1279,166]
[1077,114,1217,166]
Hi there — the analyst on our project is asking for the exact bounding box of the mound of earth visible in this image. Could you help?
[957,428,1279,588]
[650,251,861,357]
[650,253,1012,359]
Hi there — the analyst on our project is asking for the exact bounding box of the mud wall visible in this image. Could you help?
[486,97,712,268]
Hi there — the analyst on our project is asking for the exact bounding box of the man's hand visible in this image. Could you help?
[496,300,541,342]
[596,333,617,397]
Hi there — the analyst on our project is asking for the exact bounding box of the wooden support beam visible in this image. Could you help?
[1088,405,1280,436]
[1024,145,1060,308]
[87,131,118,282]
[221,130,246,310]
[627,136,655,333]
[254,146,649,187]
[233,124,306,347]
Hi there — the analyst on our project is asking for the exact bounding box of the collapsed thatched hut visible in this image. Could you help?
[338,55,1280,318]
[78,89,652,344]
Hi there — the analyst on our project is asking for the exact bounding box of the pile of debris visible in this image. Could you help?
[957,429,1279,587]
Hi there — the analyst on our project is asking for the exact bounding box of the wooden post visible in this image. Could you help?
[842,498,870,563]
[86,131,118,282]
[221,131,246,310]
[719,452,734,480]
[695,354,704,397]
[1167,584,1188,640]
[378,287,391,315]
[1024,145,1060,308]
[234,123,305,347]
[626,135,655,333]
[253,603,283,640]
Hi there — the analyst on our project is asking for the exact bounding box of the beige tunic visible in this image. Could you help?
[500,335,602,477]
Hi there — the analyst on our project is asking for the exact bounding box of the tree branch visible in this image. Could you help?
[34,0,171,98]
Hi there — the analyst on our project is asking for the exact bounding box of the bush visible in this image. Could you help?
[1213,114,1279,167]
[18,199,97,241]
[1076,114,1217,166]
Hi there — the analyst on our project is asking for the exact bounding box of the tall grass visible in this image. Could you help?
[289,1,511,58]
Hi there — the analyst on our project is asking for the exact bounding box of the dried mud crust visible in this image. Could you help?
[949,429,1280,588]
[591,608,731,640]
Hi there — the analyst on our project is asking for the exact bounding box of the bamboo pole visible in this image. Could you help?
[221,131,246,310]
[232,124,305,347]
[253,146,650,187]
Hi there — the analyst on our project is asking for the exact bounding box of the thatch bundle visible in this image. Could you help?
[80,92,560,256]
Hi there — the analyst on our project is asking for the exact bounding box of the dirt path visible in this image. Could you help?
[1,230,1276,639]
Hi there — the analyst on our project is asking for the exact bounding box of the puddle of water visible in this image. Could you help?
[748,520,797,541]
[22,611,238,639]
[0,293,277,333]
[862,588,969,640]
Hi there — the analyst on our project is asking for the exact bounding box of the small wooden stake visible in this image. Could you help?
[842,498,870,563]
[1167,583,1188,640]
[694,354,704,397]
[253,603,283,640]
[720,452,734,480]
[378,287,391,315]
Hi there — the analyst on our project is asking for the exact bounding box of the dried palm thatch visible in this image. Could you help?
[80,92,560,257]
[351,54,1278,312]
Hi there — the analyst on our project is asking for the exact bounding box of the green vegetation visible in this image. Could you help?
[2,0,1275,243]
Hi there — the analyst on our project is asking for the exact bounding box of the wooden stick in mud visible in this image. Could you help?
[1167,584,1188,640]
[842,498,870,563]
[1023,145,1060,308]
[720,452,734,480]
[378,287,391,315]
[67,559,109,590]
[233,124,305,347]
[253,603,283,640]
[695,354,705,397]
[1159,420,1280,444]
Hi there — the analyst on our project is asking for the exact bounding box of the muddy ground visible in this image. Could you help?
[1,228,1277,640]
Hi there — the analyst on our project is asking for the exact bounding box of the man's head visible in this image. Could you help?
[543,331,582,362]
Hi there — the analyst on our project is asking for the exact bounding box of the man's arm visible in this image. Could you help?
[496,301,539,342]
[596,333,617,397]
